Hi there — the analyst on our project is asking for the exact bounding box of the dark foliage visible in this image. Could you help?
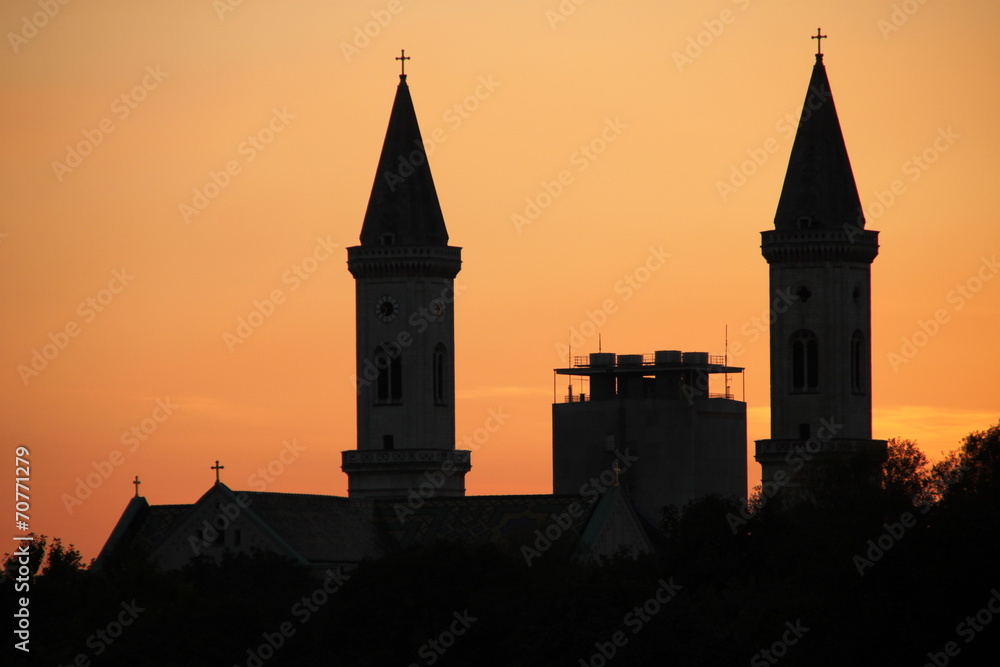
[5,422,999,666]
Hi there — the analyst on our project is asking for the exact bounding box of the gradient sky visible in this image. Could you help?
[2,0,997,561]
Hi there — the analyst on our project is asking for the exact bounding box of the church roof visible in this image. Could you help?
[95,488,654,570]
[91,498,191,572]
[773,54,865,231]
[577,485,654,559]
[240,490,386,564]
[359,74,449,246]
[376,494,595,552]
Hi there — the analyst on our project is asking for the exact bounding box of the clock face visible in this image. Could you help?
[375,295,399,322]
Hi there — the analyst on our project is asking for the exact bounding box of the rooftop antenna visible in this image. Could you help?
[725,325,730,398]
[567,344,573,402]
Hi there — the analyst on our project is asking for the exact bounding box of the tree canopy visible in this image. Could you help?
[5,421,999,666]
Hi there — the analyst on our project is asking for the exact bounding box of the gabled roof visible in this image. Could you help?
[241,490,385,564]
[375,494,595,552]
[576,485,655,560]
[359,74,449,246]
[92,497,190,572]
[773,54,865,231]
[96,487,655,570]
[141,483,311,567]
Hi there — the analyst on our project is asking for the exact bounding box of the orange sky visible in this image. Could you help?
[2,1,997,562]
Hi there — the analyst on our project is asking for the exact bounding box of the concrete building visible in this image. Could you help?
[754,49,887,496]
[94,64,654,573]
[553,350,747,518]
[95,45,892,575]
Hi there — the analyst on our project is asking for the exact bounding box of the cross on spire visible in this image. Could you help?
[612,460,622,487]
[396,49,410,77]
[812,28,827,56]
[211,460,225,484]
[133,475,141,497]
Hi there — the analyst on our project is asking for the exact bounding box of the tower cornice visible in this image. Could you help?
[761,228,879,264]
[347,245,462,279]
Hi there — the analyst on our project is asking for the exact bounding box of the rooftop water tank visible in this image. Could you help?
[683,351,709,365]
[655,350,682,364]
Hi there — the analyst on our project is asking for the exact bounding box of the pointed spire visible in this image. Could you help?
[773,51,865,231]
[359,66,449,246]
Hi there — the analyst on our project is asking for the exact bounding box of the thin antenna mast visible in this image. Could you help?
[724,325,730,399]
[567,344,573,402]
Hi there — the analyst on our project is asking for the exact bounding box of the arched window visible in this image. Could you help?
[851,331,866,394]
[433,343,447,405]
[791,330,819,392]
[374,344,402,404]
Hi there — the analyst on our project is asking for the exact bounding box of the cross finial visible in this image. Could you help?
[133,475,141,497]
[211,460,224,484]
[612,460,622,487]
[396,49,410,77]
[812,28,827,56]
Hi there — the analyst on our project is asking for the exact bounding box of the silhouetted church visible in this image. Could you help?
[95,44,883,573]
[754,46,886,498]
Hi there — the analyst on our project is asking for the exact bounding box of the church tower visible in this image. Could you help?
[755,42,886,497]
[342,60,471,499]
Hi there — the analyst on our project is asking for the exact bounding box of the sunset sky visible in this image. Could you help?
[2,0,997,561]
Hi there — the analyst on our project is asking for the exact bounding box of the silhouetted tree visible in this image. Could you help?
[1,533,46,582]
[10,420,1000,666]
[882,437,931,505]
